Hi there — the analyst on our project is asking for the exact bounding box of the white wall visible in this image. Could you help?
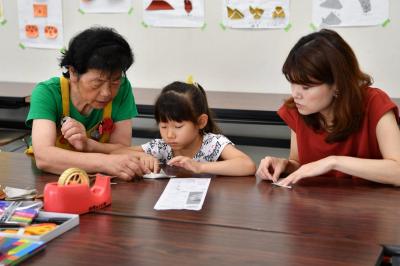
[0,0,399,98]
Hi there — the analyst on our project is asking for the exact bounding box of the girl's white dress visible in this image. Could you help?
[141,133,233,164]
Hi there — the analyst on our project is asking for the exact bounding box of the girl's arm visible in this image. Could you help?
[278,111,400,186]
[209,144,256,176]
[169,145,256,176]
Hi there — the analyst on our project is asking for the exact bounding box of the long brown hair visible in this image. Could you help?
[154,81,221,134]
[282,29,372,143]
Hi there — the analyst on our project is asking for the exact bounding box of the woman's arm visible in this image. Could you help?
[32,119,147,180]
[256,130,300,182]
[332,111,400,185]
[86,119,133,153]
[277,111,400,186]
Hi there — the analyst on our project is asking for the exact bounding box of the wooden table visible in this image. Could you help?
[0,152,395,265]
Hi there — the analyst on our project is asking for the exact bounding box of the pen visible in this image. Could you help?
[33,217,69,224]
[0,223,23,229]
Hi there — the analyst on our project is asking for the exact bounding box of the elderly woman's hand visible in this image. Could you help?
[60,117,89,151]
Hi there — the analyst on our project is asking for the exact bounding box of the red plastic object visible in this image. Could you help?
[44,174,112,214]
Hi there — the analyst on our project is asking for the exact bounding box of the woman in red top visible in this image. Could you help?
[256,29,400,186]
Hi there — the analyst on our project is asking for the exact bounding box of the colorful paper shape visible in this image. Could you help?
[249,6,264,20]
[33,3,48,17]
[44,25,58,39]
[272,6,285,19]
[25,25,39,38]
[146,0,174,11]
[184,0,192,14]
[227,6,244,20]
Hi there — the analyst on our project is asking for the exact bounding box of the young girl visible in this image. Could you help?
[118,81,256,176]
[256,29,400,186]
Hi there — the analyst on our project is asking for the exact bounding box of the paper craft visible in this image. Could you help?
[272,182,292,189]
[143,169,176,179]
[17,0,63,49]
[154,178,210,210]
[312,0,389,27]
[143,0,205,28]
[222,0,290,29]
[3,187,37,200]
[0,237,45,265]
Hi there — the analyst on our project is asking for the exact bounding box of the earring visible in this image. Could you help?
[333,90,339,98]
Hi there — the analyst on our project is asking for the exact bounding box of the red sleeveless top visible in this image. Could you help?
[278,87,399,178]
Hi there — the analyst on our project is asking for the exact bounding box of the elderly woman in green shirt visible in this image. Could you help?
[26,27,148,180]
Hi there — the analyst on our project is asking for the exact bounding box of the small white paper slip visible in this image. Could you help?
[154,178,211,211]
[272,182,292,189]
[143,169,176,179]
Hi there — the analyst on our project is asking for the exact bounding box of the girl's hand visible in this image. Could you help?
[256,156,288,182]
[276,156,336,186]
[168,156,203,174]
[139,154,160,173]
[61,117,89,151]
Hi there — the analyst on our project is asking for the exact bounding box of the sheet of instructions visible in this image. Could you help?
[154,178,210,211]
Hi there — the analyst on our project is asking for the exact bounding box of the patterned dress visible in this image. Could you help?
[141,133,233,164]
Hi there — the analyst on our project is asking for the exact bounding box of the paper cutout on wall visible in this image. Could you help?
[222,0,290,29]
[320,0,343,9]
[272,6,285,19]
[358,0,371,13]
[143,0,204,28]
[184,0,192,15]
[227,6,244,20]
[146,0,174,11]
[33,3,48,17]
[25,24,39,38]
[312,0,388,27]
[249,6,264,20]
[322,12,341,25]
[18,0,63,49]
[44,25,58,39]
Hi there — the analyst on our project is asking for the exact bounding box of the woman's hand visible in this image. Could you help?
[139,154,160,173]
[256,156,288,182]
[276,156,336,186]
[168,156,203,174]
[106,154,150,181]
[61,117,89,151]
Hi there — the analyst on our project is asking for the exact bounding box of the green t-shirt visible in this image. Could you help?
[26,77,138,130]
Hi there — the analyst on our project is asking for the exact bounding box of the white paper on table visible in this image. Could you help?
[154,178,210,211]
[143,169,176,179]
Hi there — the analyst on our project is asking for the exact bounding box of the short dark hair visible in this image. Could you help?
[154,81,221,134]
[60,27,134,77]
[282,29,372,143]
